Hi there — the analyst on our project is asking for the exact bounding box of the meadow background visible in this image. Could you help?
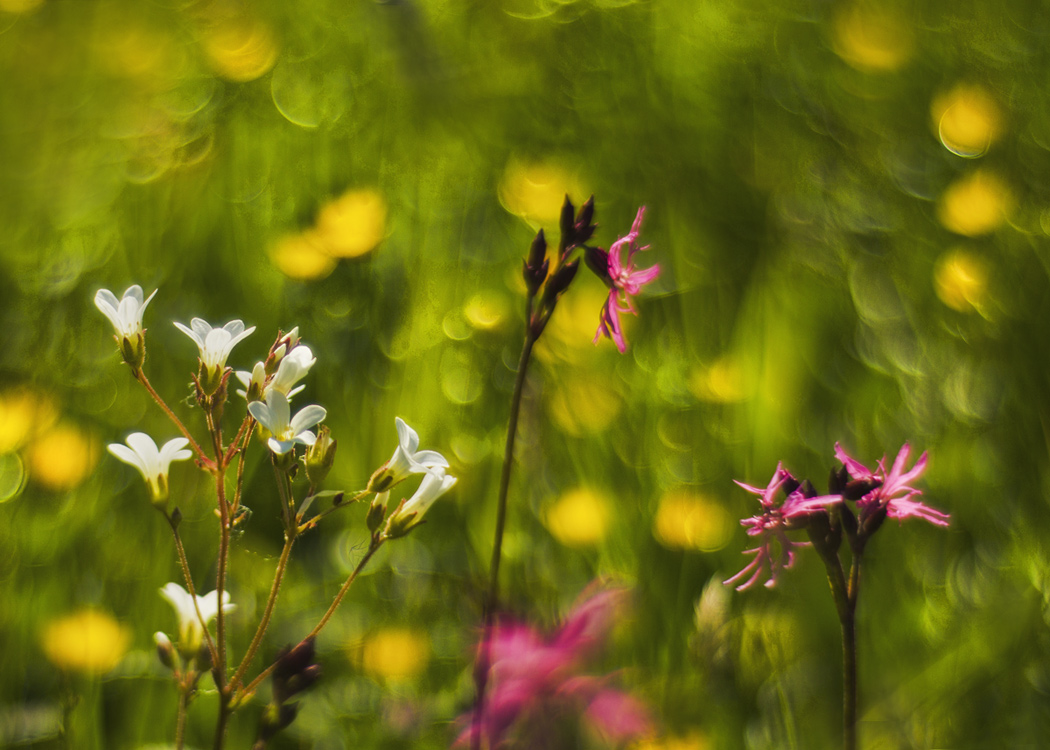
[1,0,1048,747]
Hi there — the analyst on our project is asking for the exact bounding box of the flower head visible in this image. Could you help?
[173,317,255,394]
[835,442,948,526]
[723,464,820,591]
[593,207,660,353]
[456,584,650,749]
[159,582,234,658]
[238,344,316,402]
[248,390,327,455]
[367,417,450,492]
[107,432,192,508]
[384,467,458,538]
[95,285,158,368]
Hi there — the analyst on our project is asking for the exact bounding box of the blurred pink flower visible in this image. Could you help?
[724,464,824,591]
[834,442,949,526]
[593,207,660,353]
[458,585,652,749]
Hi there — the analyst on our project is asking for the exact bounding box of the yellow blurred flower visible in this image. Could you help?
[360,628,429,680]
[652,490,733,552]
[547,371,622,436]
[934,248,989,314]
[42,610,130,674]
[271,231,337,281]
[932,84,1004,158]
[937,170,1014,236]
[199,15,278,82]
[0,387,58,454]
[832,2,914,73]
[499,159,586,225]
[92,22,183,84]
[688,355,749,403]
[314,189,388,258]
[544,487,612,548]
[26,422,100,491]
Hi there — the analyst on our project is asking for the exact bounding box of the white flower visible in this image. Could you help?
[369,417,450,491]
[385,467,457,538]
[268,344,316,398]
[236,343,316,402]
[95,285,158,338]
[247,390,327,455]
[159,582,234,657]
[173,318,255,393]
[107,432,192,506]
[94,285,158,367]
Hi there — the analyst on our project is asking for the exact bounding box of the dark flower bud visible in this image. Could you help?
[285,664,322,697]
[863,503,888,537]
[559,195,575,238]
[839,502,858,544]
[843,479,880,501]
[788,477,807,498]
[828,466,849,496]
[528,228,547,269]
[524,229,549,295]
[576,195,595,236]
[274,637,317,683]
[585,246,611,284]
[543,259,580,303]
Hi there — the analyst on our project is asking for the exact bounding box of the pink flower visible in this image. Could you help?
[458,585,652,749]
[834,442,949,527]
[593,207,660,353]
[724,464,825,591]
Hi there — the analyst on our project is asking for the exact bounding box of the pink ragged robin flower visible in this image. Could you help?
[457,584,652,749]
[724,464,828,591]
[593,206,660,353]
[834,442,948,527]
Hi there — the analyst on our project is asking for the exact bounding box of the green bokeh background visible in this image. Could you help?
[2,0,1048,747]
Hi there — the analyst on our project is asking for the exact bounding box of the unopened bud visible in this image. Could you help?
[584,246,611,284]
[119,332,146,370]
[366,492,389,534]
[523,229,549,295]
[154,632,176,670]
[559,195,575,239]
[305,426,337,486]
[542,259,580,305]
[575,196,595,242]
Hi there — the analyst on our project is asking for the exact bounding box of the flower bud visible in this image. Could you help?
[559,195,575,240]
[574,195,596,243]
[366,491,389,534]
[584,246,611,284]
[523,229,549,295]
[541,259,580,308]
[305,426,337,486]
[155,632,177,670]
[119,331,146,370]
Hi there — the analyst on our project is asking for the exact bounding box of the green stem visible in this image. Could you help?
[175,689,188,750]
[473,298,537,750]
[227,532,296,693]
[297,489,372,532]
[168,516,220,669]
[134,368,214,469]
[237,538,381,701]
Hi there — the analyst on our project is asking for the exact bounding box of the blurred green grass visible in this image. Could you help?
[2,0,1050,747]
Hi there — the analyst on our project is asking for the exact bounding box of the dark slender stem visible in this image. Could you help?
[842,604,856,750]
[213,704,230,750]
[473,298,537,750]
[134,368,214,469]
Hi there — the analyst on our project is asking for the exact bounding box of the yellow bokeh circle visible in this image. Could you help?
[0,387,58,454]
[544,487,612,548]
[932,84,1003,158]
[360,628,430,680]
[832,3,914,73]
[26,422,100,491]
[934,248,989,313]
[937,170,1013,236]
[314,189,388,258]
[42,610,130,674]
[652,490,733,552]
[199,16,279,83]
[271,232,337,281]
[499,160,585,225]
